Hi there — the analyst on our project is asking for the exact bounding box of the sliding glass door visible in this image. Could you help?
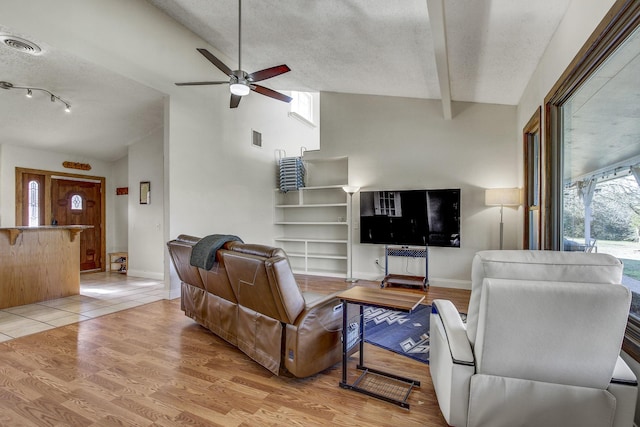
[547,1,640,358]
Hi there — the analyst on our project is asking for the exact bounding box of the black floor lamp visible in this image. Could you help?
[343,185,360,282]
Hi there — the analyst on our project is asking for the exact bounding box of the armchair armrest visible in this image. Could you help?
[430,299,475,427]
[609,356,638,427]
[432,299,474,365]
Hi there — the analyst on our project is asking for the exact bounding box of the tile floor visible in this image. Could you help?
[0,271,166,343]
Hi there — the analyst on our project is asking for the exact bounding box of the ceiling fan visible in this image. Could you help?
[175,0,292,109]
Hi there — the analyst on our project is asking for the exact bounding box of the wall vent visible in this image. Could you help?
[252,130,262,148]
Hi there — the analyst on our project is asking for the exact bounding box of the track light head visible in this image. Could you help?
[26,89,32,98]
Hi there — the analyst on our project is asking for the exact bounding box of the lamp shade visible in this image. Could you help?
[342,186,360,194]
[485,188,521,206]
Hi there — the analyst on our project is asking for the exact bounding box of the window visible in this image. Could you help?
[289,91,315,126]
[71,194,83,210]
[28,180,39,226]
[547,2,640,359]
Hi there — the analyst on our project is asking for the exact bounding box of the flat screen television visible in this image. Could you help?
[359,189,460,247]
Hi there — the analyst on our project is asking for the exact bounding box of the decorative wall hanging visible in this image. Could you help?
[63,161,91,171]
[140,181,150,204]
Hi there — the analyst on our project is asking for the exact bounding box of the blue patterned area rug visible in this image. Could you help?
[364,304,432,364]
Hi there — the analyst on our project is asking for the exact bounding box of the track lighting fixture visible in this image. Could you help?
[0,80,71,113]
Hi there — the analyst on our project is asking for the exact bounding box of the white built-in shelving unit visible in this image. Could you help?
[274,156,349,277]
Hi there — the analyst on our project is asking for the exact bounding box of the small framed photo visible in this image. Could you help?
[140,181,150,204]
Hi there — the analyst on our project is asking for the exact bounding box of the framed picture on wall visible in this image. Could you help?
[140,181,150,204]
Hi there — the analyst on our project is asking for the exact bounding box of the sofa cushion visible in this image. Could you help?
[223,251,304,324]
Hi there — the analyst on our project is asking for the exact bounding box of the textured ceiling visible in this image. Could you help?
[0,25,165,162]
[0,1,577,162]
[149,0,572,105]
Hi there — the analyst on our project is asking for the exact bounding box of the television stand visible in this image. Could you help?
[381,245,428,290]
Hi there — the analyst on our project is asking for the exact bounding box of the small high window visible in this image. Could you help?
[71,194,83,210]
[289,91,315,126]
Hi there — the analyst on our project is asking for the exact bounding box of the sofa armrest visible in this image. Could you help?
[302,290,343,311]
[284,293,347,377]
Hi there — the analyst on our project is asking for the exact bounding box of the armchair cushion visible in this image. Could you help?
[468,250,623,346]
[475,278,631,389]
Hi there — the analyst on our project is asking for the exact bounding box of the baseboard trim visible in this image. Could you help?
[126,269,164,281]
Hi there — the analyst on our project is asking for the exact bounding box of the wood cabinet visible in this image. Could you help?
[0,226,88,309]
[109,252,128,274]
[274,156,350,277]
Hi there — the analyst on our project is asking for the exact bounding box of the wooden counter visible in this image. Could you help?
[0,226,90,309]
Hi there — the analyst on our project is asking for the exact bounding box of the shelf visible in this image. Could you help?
[274,237,348,244]
[109,251,128,274]
[275,203,347,208]
[286,252,348,260]
[274,184,347,191]
[291,268,347,278]
[275,221,348,225]
[274,157,349,277]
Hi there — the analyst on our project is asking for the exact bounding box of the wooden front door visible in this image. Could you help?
[51,178,102,271]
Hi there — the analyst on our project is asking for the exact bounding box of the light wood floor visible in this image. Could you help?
[0,275,470,426]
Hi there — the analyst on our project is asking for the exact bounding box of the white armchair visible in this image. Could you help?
[430,250,638,427]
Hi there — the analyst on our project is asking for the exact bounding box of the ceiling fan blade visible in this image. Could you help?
[252,85,293,103]
[197,48,233,76]
[230,94,242,108]
[175,81,228,86]
[247,65,291,83]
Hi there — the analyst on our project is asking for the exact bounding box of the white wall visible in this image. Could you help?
[319,92,518,288]
[109,155,128,253]
[128,127,164,279]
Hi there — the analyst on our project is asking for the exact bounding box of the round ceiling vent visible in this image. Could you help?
[0,35,42,55]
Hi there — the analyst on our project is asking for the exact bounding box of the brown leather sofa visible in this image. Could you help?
[167,235,348,378]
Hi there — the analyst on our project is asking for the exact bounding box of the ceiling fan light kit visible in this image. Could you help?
[175,0,292,109]
[230,83,250,96]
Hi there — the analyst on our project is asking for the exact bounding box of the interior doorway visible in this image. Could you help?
[15,168,106,272]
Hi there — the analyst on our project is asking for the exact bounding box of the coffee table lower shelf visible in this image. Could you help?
[339,365,420,409]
